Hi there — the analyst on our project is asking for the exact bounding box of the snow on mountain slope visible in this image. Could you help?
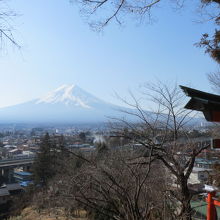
[35,84,102,108]
[0,84,125,124]
[0,84,205,126]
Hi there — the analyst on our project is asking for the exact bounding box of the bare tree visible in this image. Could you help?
[207,71,220,92]
[109,82,210,220]
[71,0,162,30]
[71,0,218,30]
[0,0,20,49]
[47,148,170,220]
[71,0,220,74]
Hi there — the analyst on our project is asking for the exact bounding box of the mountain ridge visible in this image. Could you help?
[0,84,206,126]
[0,84,126,124]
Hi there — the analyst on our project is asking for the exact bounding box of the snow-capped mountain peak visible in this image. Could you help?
[0,84,126,124]
[35,84,100,108]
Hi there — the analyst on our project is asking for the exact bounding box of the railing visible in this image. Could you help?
[0,156,35,163]
[204,185,220,220]
[206,192,220,220]
[0,156,35,166]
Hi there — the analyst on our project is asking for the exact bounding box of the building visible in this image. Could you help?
[0,183,23,204]
[13,171,32,183]
[189,167,212,185]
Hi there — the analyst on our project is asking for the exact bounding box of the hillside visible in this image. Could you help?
[8,207,87,220]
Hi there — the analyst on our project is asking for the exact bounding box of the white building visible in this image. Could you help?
[188,167,212,185]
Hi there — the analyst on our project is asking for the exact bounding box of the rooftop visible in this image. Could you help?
[14,171,32,176]
[0,188,10,197]
[6,183,22,191]
[180,85,220,122]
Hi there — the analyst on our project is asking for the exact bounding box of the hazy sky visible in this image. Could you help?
[0,0,218,108]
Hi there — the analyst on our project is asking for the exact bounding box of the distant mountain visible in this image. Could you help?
[0,84,129,124]
[0,84,208,126]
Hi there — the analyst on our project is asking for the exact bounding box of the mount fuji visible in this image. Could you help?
[0,85,127,124]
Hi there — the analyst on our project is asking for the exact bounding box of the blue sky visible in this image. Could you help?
[0,0,218,108]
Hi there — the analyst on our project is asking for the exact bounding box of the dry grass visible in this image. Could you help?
[8,207,88,220]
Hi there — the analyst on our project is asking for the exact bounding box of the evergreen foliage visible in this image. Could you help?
[79,132,86,142]
[33,133,56,186]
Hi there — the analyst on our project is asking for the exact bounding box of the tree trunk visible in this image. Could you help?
[179,174,192,220]
[180,200,192,220]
